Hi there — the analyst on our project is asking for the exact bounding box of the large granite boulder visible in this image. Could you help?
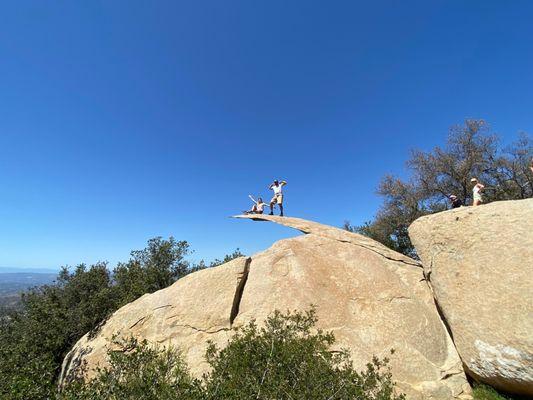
[60,256,250,384]
[409,199,533,396]
[61,215,471,399]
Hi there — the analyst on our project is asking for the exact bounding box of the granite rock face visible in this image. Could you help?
[409,199,533,396]
[60,257,250,383]
[61,214,471,399]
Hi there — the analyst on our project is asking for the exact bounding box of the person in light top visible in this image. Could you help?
[471,178,485,206]
[269,179,287,216]
[246,195,267,214]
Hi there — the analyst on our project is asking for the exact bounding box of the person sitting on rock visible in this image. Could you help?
[471,178,485,206]
[448,194,463,209]
[245,195,267,214]
[269,179,287,216]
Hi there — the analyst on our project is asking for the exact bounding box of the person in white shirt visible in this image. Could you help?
[246,195,267,214]
[471,178,485,206]
[269,180,287,216]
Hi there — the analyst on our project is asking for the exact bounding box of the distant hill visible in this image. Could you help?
[0,271,58,309]
[0,266,58,273]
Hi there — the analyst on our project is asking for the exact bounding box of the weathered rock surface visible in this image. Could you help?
[61,214,471,399]
[409,199,533,396]
[60,257,250,383]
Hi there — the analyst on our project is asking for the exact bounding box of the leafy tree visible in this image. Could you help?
[113,237,191,304]
[0,263,115,399]
[211,248,245,267]
[408,120,499,203]
[0,236,204,400]
[346,120,532,257]
[0,312,57,400]
[489,133,533,200]
[190,248,245,272]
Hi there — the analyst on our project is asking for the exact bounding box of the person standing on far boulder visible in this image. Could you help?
[471,178,485,206]
[448,194,463,209]
[269,179,287,216]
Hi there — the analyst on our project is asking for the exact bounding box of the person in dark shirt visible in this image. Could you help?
[449,194,463,209]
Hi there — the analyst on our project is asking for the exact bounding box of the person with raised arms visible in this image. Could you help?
[269,179,287,216]
[245,195,267,214]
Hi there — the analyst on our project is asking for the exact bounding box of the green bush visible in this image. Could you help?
[472,384,516,400]
[61,337,201,400]
[61,309,405,400]
[0,237,242,400]
[203,308,404,400]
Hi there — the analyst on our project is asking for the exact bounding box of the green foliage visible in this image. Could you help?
[60,337,201,400]
[0,263,116,399]
[344,220,410,257]
[203,308,404,400]
[472,384,515,400]
[194,248,245,270]
[61,309,404,400]
[0,237,202,400]
[208,248,245,268]
[113,237,191,304]
[0,314,57,400]
[347,120,532,257]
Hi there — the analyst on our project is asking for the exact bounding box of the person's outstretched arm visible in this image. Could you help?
[248,195,257,204]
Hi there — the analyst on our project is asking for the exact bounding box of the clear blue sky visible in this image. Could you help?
[1,1,532,270]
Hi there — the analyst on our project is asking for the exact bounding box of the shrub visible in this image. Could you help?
[0,238,239,400]
[472,384,516,400]
[60,337,201,400]
[61,308,406,400]
[202,308,404,400]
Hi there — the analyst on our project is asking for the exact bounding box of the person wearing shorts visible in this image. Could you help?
[246,195,267,214]
[471,178,485,206]
[269,179,287,216]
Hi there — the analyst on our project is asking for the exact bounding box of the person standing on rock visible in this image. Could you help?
[471,178,485,206]
[269,179,287,216]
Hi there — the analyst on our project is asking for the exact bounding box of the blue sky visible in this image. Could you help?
[1,1,532,270]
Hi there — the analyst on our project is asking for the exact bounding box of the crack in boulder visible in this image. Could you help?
[129,315,149,329]
[230,257,251,325]
[153,304,174,311]
[172,324,230,334]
